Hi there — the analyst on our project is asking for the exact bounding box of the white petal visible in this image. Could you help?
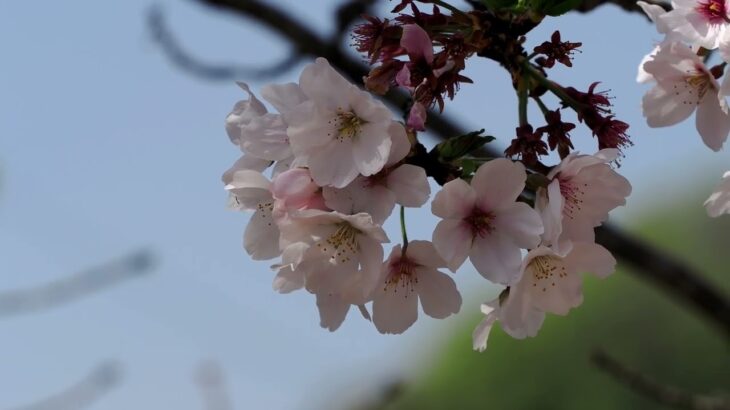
[696,92,730,151]
[260,82,308,118]
[705,171,730,217]
[372,282,419,334]
[307,140,360,188]
[471,159,527,211]
[432,219,472,272]
[470,234,523,285]
[353,122,391,176]
[494,202,544,249]
[387,164,431,207]
[385,121,412,166]
[404,240,447,269]
[244,207,281,260]
[642,84,696,128]
[566,242,617,279]
[415,267,461,319]
[472,304,498,352]
[316,292,351,332]
[431,178,476,218]
[272,266,304,293]
[298,58,352,109]
[536,181,564,249]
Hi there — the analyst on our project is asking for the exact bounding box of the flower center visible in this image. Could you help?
[331,110,364,141]
[317,222,359,264]
[685,73,712,101]
[529,255,567,292]
[383,258,419,294]
[255,201,274,227]
[697,0,729,24]
[465,208,496,238]
[559,179,587,220]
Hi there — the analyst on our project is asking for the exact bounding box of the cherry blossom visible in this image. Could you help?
[225,82,297,164]
[431,159,544,285]
[222,168,280,261]
[278,210,389,303]
[371,241,461,334]
[641,41,730,151]
[286,58,394,188]
[650,0,730,50]
[536,149,632,253]
[472,242,615,351]
[322,123,430,223]
[705,170,730,217]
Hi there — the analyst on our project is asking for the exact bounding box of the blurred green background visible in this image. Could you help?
[355,196,730,410]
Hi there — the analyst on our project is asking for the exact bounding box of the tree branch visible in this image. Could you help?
[5,361,122,410]
[181,0,730,337]
[591,349,730,410]
[0,250,155,317]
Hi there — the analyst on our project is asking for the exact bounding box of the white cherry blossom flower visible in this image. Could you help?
[286,58,394,188]
[223,168,280,261]
[371,241,461,334]
[705,170,730,216]
[642,41,730,151]
[472,242,615,351]
[536,149,632,254]
[323,123,429,223]
[278,210,389,302]
[431,159,544,285]
[653,0,730,50]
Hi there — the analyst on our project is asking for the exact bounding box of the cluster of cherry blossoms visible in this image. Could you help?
[222,0,634,350]
[636,0,730,216]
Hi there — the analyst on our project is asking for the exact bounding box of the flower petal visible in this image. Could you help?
[415,267,462,319]
[471,159,527,211]
[432,219,472,272]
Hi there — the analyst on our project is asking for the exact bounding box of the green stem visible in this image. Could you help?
[523,63,585,113]
[532,95,550,116]
[518,78,529,127]
[400,205,409,255]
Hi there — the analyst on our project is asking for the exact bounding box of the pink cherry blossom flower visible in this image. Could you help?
[536,149,632,254]
[705,170,730,216]
[642,41,730,151]
[371,241,462,334]
[225,82,299,163]
[653,0,730,50]
[431,159,544,285]
[322,123,429,223]
[278,210,389,303]
[222,168,280,261]
[472,242,615,351]
[286,58,393,188]
[270,168,328,213]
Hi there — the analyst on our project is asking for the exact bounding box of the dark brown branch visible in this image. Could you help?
[573,0,671,16]
[186,0,730,337]
[591,349,730,410]
[148,6,302,80]
[0,250,155,317]
[6,361,122,410]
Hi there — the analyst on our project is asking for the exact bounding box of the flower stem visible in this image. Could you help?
[532,95,550,116]
[523,63,585,113]
[400,205,409,255]
[518,78,529,127]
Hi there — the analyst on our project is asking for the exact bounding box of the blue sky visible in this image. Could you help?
[1,1,729,409]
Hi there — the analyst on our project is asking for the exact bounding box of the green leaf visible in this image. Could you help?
[431,129,495,163]
[480,0,520,12]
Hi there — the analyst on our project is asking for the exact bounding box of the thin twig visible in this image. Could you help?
[591,349,730,410]
[5,361,122,410]
[0,250,155,317]
[148,6,302,81]
[181,0,730,337]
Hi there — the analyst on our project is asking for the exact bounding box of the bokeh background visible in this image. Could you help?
[1,1,728,409]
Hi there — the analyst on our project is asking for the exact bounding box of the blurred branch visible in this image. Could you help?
[148,6,302,81]
[591,349,730,410]
[5,361,122,410]
[335,0,377,35]
[194,361,234,410]
[172,0,730,337]
[573,0,671,16]
[0,250,155,317]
